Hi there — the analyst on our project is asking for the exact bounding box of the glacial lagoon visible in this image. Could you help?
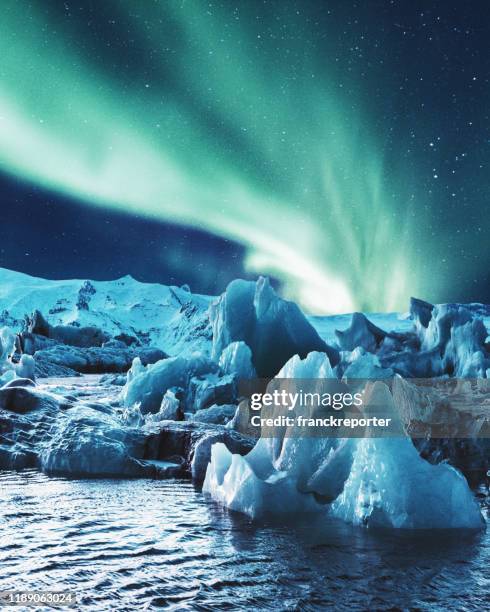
[0,471,488,611]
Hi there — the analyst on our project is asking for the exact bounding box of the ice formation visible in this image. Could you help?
[0,327,36,384]
[0,268,487,530]
[190,404,237,425]
[335,312,387,353]
[329,383,483,529]
[218,341,256,379]
[210,277,339,377]
[15,354,35,380]
[34,343,165,374]
[203,353,485,529]
[122,353,218,414]
[340,347,394,379]
[0,327,16,386]
[418,305,489,377]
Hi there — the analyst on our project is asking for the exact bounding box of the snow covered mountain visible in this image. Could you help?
[0,268,212,355]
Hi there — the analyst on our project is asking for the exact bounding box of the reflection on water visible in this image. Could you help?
[0,471,488,611]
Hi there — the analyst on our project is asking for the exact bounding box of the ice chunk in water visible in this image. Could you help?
[218,341,256,379]
[122,353,217,413]
[330,383,484,529]
[203,353,484,529]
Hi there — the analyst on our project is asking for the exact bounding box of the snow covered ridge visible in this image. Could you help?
[0,266,488,364]
[0,268,489,529]
[0,267,212,356]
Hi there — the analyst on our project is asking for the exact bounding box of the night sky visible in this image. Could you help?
[0,0,488,312]
[0,171,252,293]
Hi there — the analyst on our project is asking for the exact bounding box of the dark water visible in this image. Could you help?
[0,471,488,611]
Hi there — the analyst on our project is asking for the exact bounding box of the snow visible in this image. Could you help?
[0,267,212,356]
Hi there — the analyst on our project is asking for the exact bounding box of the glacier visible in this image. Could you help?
[0,268,488,530]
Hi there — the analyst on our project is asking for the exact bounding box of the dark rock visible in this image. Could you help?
[25,309,110,348]
[102,339,127,349]
[145,420,255,483]
[191,428,255,484]
[19,332,58,354]
[35,345,166,374]
[114,333,140,347]
[0,447,37,470]
[2,377,36,389]
[76,280,96,311]
[35,359,81,379]
[0,386,54,414]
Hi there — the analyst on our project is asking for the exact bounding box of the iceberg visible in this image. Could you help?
[329,383,483,529]
[341,347,394,379]
[15,354,36,380]
[210,277,339,377]
[190,404,237,425]
[203,353,484,529]
[185,372,237,412]
[331,299,490,380]
[417,304,489,377]
[0,268,486,529]
[335,312,387,353]
[0,326,36,384]
[121,353,218,414]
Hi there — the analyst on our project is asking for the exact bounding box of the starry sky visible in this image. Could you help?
[0,0,488,313]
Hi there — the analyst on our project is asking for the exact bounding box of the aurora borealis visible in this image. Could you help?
[0,1,488,313]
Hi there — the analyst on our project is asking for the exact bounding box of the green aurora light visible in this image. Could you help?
[0,1,428,313]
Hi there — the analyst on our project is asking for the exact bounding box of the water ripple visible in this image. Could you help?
[0,470,488,611]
